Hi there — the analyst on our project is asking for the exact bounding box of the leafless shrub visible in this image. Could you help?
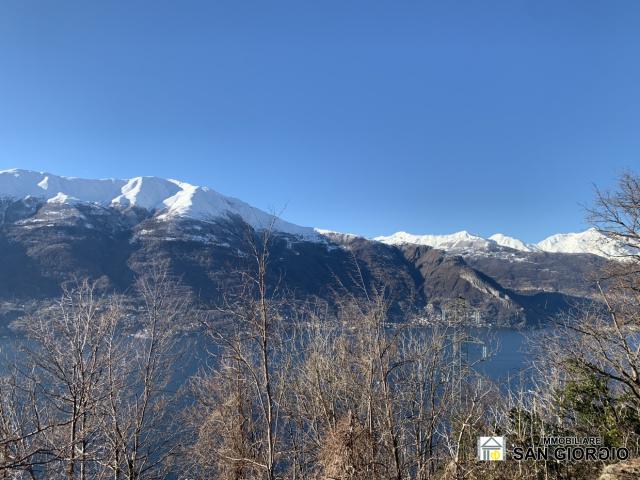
[0,263,190,479]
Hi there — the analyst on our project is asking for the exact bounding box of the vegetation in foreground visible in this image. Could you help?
[1,172,640,479]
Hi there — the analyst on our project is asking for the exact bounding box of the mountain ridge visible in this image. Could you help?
[0,168,626,327]
[374,228,632,259]
[0,168,320,240]
[1,168,630,259]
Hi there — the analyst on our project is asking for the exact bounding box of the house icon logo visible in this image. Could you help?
[478,436,505,461]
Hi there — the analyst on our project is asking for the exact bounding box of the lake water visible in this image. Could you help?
[464,327,536,387]
[0,326,538,387]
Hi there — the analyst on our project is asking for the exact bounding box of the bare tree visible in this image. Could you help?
[589,171,640,262]
[560,171,640,435]
[0,366,51,478]
[22,280,119,479]
[97,263,189,480]
[188,221,293,480]
[1,266,190,480]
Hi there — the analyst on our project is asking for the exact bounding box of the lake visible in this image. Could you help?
[0,325,539,388]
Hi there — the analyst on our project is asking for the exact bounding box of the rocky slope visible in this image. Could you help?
[0,169,626,326]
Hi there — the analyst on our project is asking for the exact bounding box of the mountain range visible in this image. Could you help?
[0,168,631,328]
[374,228,629,258]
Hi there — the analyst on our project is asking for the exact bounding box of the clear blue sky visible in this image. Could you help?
[1,1,638,242]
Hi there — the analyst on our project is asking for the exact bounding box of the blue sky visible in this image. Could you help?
[1,1,638,242]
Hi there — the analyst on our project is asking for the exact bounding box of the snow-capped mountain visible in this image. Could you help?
[489,233,535,252]
[2,169,633,260]
[0,168,627,327]
[314,228,363,243]
[375,229,632,259]
[0,168,318,240]
[535,228,632,258]
[374,231,494,252]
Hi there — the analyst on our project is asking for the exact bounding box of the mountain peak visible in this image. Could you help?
[535,228,633,258]
[374,230,492,251]
[374,228,632,259]
[2,169,635,259]
[0,168,318,240]
[489,233,534,252]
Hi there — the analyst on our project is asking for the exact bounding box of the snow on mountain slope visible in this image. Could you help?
[2,168,635,256]
[0,168,318,239]
[375,228,631,259]
[374,231,493,251]
[47,192,84,205]
[112,177,181,210]
[536,228,632,258]
[315,228,363,244]
[489,233,535,252]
